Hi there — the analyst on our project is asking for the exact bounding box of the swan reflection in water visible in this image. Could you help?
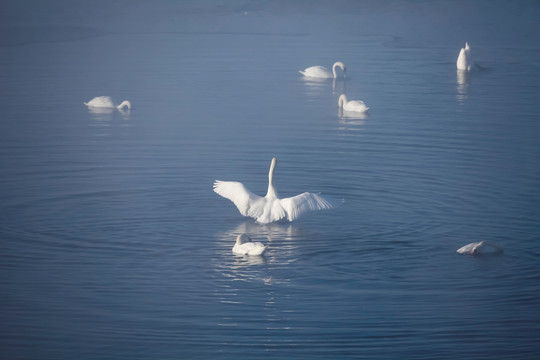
[456,69,471,105]
[87,106,131,119]
[214,221,300,291]
[337,108,369,132]
[214,221,302,325]
[301,77,348,97]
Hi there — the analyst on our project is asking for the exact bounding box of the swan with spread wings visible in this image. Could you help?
[214,158,338,224]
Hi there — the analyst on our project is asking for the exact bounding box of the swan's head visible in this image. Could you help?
[334,61,346,74]
[236,234,251,245]
[271,157,277,168]
[117,100,131,110]
[338,94,347,108]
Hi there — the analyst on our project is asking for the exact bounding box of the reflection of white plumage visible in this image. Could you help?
[338,94,369,113]
[214,158,337,224]
[456,42,473,71]
[299,61,346,79]
[457,241,503,255]
[232,234,267,256]
[84,96,131,110]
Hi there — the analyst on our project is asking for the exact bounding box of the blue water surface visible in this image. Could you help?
[1,1,540,359]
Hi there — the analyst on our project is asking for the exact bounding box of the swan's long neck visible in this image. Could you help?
[338,94,347,108]
[266,157,278,198]
[117,100,131,110]
[332,62,345,78]
[236,234,250,245]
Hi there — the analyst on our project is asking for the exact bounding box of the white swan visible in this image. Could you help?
[214,157,338,224]
[338,94,369,113]
[457,241,503,255]
[84,96,131,110]
[299,61,346,79]
[233,234,267,255]
[456,42,473,71]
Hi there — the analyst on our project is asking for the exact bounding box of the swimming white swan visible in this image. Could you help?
[214,157,337,224]
[457,241,503,255]
[456,42,473,71]
[299,61,346,79]
[233,234,267,255]
[338,94,369,113]
[84,96,131,110]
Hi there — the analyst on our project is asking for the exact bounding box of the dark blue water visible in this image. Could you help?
[2,1,540,359]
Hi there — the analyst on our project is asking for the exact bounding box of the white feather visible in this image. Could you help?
[280,192,336,221]
[213,181,261,217]
[233,234,267,256]
[456,42,473,71]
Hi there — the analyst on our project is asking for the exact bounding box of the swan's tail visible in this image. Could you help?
[299,70,306,76]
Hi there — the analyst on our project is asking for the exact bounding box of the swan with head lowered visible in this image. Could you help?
[299,61,346,79]
[214,158,338,224]
[84,96,131,110]
[233,234,267,256]
[457,241,503,256]
[456,42,473,71]
[338,94,369,113]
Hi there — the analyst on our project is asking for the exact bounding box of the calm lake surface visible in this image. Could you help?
[1,1,540,359]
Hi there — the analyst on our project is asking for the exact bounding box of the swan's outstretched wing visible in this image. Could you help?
[213,180,262,217]
[280,192,338,221]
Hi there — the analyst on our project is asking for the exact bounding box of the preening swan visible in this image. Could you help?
[299,61,346,79]
[84,96,131,110]
[338,94,369,113]
[456,42,473,71]
[233,234,267,256]
[457,241,503,256]
[214,157,338,224]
